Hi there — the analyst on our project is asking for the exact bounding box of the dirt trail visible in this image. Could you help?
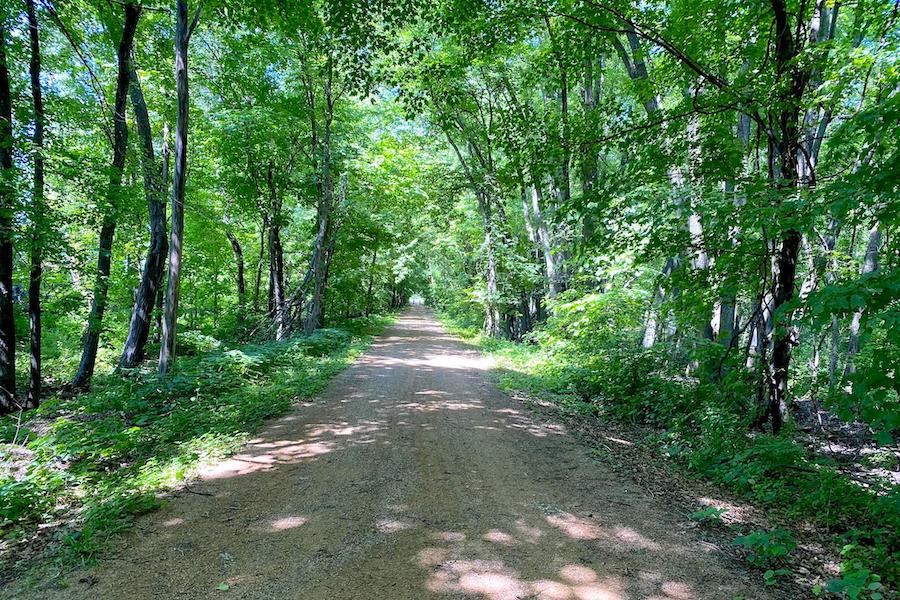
[26,308,778,599]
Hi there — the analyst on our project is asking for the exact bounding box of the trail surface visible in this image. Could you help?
[31,308,777,599]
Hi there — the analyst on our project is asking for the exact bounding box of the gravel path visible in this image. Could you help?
[29,307,777,599]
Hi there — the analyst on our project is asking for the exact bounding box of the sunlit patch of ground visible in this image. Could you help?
[267,516,308,531]
[482,530,516,545]
[410,510,721,600]
[376,518,415,533]
[419,551,675,600]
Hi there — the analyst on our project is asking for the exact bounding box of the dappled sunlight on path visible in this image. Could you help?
[31,307,778,600]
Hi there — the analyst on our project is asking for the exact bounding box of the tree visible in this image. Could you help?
[302,47,338,335]
[0,13,15,414]
[72,1,141,388]
[159,0,200,374]
[119,64,168,369]
[25,0,46,407]
[225,229,246,325]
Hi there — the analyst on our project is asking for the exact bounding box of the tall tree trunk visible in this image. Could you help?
[581,55,606,244]
[72,2,140,388]
[717,294,736,352]
[641,257,677,348]
[688,209,713,345]
[614,31,695,348]
[844,222,881,375]
[159,0,197,374]
[520,184,543,328]
[551,67,571,208]
[717,112,752,359]
[254,213,266,312]
[477,190,501,337]
[25,0,45,408]
[305,200,332,334]
[0,20,15,413]
[267,254,274,314]
[442,125,503,336]
[120,66,168,368]
[225,230,246,326]
[580,56,603,244]
[685,112,714,346]
[267,165,287,339]
[545,36,571,295]
[154,269,164,341]
[759,0,843,427]
[304,60,335,335]
[766,0,811,434]
[520,184,537,248]
[153,130,170,343]
[544,15,571,210]
[769,230,801,433]
[503,79,565,300]
[530,179,560,298]
[365,240,377,317]
[796,218,840,386]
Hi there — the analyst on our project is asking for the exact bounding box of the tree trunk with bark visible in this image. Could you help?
[159,0,197,374]
[530,180,561,298]
[304,59,335,335]
[120,66,168,368]
[717,112,752,359]
[72,2,140,388]
[544,25,571,295]
[614,30,695,348]
[153,130,170,343]
[580,56,603,244]
[25,0,45,408]
[442,124,503,337]
[305,194,333,334]
[267,165,288,339]
[766,0,812,434]
[226,230,246,326]
[0,20,15,413]
[365,240,377,317]
[477,190,501,337]
[844,222,881,375]
[254,213,266,312]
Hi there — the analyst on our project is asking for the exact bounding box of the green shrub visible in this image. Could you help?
[175,330,223,355]
[690,506,728,524]
[825,565,885,599]
[733,528,797,568]
[299,328,352,356]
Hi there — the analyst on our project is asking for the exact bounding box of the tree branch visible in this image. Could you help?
[41,0,114,145]
[186,1,203,42]
[577,0,731,90]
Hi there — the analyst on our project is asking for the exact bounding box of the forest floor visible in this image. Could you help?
[10,307,796,599]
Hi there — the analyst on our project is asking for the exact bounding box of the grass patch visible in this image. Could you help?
[0,314,393,581]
